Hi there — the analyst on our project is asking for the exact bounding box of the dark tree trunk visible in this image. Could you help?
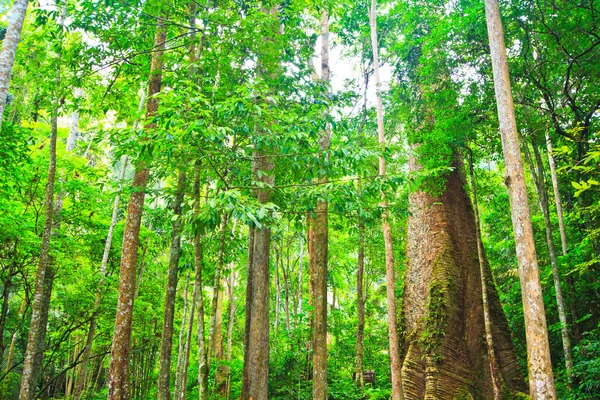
[402,159,526,399]
[108,18,167,400]
[157,170,186,400]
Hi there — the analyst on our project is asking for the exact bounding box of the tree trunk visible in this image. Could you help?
[0,269,13,367]
[0,0,29,131]
[224,268,236,400]
[173,272,190,400]
[157,170,186,400]
[297,235,304,316]
[193,165,209,398]
[108,18,167,400]
[484,1,556,397]
[523,139,574,378]
[312,10,330,400]
[354,215,365,389]
[19,113,58,400]
[403,158,526,399]
[368,2,404,398]
[275,245,281,333]
[468,149,503,400]
[241,225,255,397]
[73,156,129,400]
[5,299,26,374]
[211,215,229,394]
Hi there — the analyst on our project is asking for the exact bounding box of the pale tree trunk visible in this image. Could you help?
[193,164,209,398]
[545,133,580,342]
[173,272,190,400]
[157,170,187,400]
[224,268,236,400]
[483,0,556,397]
[368,1,404,398]
[5,299,26,374]
[241,7,278,399]
[211,215,228,395]
[19,113,58,400]
[523,139,574,378]
[312,9,330,400]
[108,18,167,400]
[354,215,365,389]
[73,156,129,400]
[0,0,29,131]
[468,149,503,400]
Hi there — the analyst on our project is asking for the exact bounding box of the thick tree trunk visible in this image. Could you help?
[73,156,129,400]
[0,0,29,131]
[523,140,574,378]
[108,19,166,400]
[484,1,556,397]
[19,113,58,400]
[403,159,526,399]
[312,10,330,400]
[354,216,365,389]
[468,150,503,400]
[369,2,404,398]
[157,170,186,400]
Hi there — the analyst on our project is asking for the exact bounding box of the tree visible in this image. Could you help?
[483,0,556,397]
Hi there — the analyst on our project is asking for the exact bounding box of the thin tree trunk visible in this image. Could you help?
[5,299,26,374]
[523,139,574,378]
[108,18,167,400]
[483,0,556,397]
[173,272,190,400]
[468,149,503,400]
[0,270,12,367]
[0,0,29,131]
[241,225,255,397]
[312,10,330,400]
[211,215,229,394]
[297,235,304,315]
[224,268,236,400]
[193,164,209,399]
[19,113,58,400]
[354,215,365,389]
[369,2,404,398]
[73,156,129,400]
[275,245,281,333]
[157,170,187,400]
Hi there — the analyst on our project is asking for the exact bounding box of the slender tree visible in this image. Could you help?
[368,1,404,398]
[483,0,556,397]
[108,15,167,399]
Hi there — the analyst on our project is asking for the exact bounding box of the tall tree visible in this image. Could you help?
[107,15,167,399]
[0,0,29,131]
[312,8,330,400]
[368,1,404,398]
[483,0,556,397]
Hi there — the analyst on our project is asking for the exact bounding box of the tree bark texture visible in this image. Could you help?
[524,140,574,377]
[312,10,330,400]
[108,18,167,400]
[369,1,404,398]
[0,0,29,131]
[157,170,186,400]
[483,1,556,397]
[19,114,58,400]
[402,159,526,399]
[74,156,129,400]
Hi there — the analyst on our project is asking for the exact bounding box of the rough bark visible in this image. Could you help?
[312,10,330,400]
[73,157,129,400]
[402,158,526,399]
[484,1,556,397]
[468,150,503,400]
[354,216,365,389]
[157,170,187,400]
[369,1,404,398]
[0,0,29,131]
[524,140,574,378]
[108,18,167,400]
[19,113,58,400]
